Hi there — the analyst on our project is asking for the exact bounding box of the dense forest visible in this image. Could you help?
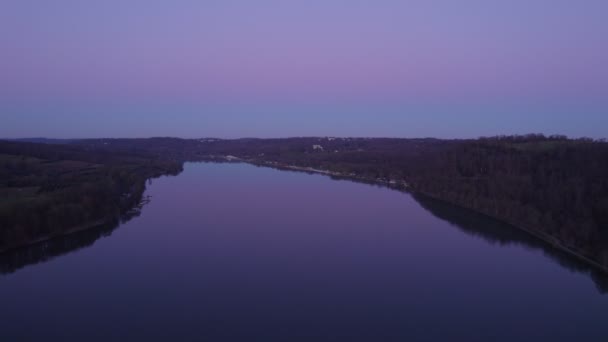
[406,136,608,271]
[0,140,182,252]
[2,135,608,274]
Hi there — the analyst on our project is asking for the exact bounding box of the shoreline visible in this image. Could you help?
[0,194,151,255]
[210,155,608,275]
[3,157,607,276]
[0,219,111,255]
[415,192,608,275]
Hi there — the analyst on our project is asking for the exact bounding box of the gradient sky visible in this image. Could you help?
[1,0,607,138]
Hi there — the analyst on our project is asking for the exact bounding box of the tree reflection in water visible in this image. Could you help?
[0,209,141,275]
[412,193,608,294]
[1,173,607,295]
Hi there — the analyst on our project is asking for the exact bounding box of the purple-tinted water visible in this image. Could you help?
[0,162,607,341]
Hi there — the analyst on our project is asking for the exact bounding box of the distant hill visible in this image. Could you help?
[5,138,74,144]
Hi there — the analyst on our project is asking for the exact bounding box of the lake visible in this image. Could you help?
[1,162,607,341]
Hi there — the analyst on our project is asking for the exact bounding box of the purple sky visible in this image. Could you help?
[1,0,607,138]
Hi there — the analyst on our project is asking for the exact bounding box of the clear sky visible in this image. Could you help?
[1,0,607,138]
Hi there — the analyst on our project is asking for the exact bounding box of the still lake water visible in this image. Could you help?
[1,162,607,341]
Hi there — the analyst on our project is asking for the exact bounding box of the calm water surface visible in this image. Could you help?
[1,162,607,341]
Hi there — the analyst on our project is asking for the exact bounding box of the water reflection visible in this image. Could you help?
[0,220,119,274]
[0,196,145,275]
[2,165,607,296]
[412,194,608,294]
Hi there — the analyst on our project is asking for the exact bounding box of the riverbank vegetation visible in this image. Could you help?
[3,135,608,273]
[192,135,608,271]
[76,135,608,272]
[0,140,182,252]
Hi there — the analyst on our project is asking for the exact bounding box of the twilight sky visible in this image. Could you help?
[1,0,607,138]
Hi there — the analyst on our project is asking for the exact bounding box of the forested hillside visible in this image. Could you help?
[0,141,182,252]
[407,136,608,269]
